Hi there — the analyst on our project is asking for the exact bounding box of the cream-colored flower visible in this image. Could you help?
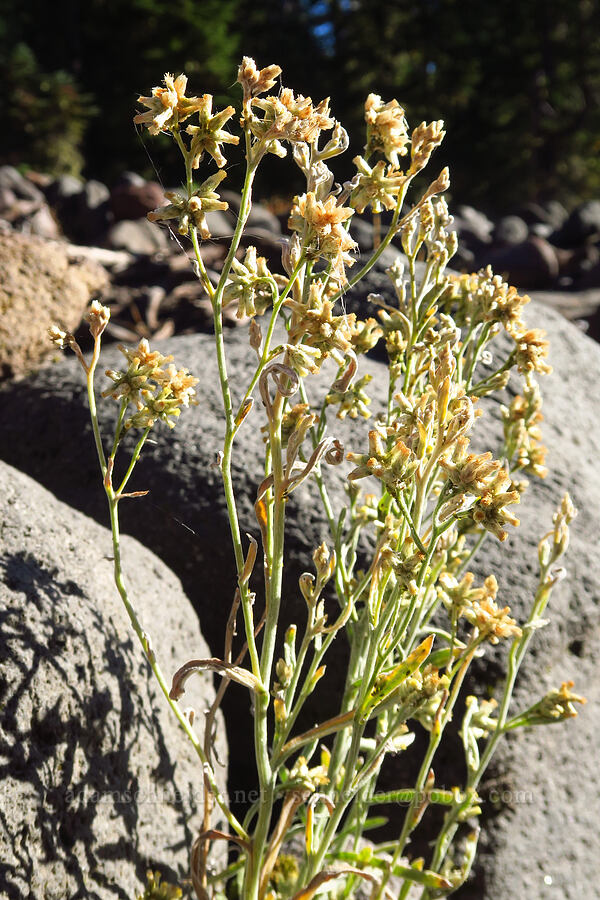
[237,56,282,105]
[351,155,407,214]
[134,73,205,135]
[287,281,356,358]
[409,120,445,174]
[326,373,373,419]
[288,192,357,281]
[222,246,277,318]
[102,339,197,430]
[148,171,229,239]
[512,328,552,375]
[185,95,239,168]
[252,88,334,145]
[347,425,418,491]
[85,300,110,339]
[364,93,410,166]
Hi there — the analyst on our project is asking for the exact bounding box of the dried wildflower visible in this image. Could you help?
[501,377,548,478]
[134,73,205,135]
[319,121,350,160]
[392,548,426,592]
[251,89,334,148]
[284,342,323,377]
[281,403,312,448]
[326,373,373,419]
[446,267,530,335]
[377,308,409,359]
[288,755,329,791]
[289,191,352,232]
[472,487,520,542]
[288,191,357,281]
[184,95,239,168]
[460,577,522,643]
[439,572,504,627]
[463,696,498,740]
[409,120,445,174]
[103,339,197,429]
[350,317,383,354]
[441,445,507,498]
[48,324,86,369]
[48,324,77,352]
[223,246,277,318]
[86,300,110,338]
[148,170,229,239]
[156,363,198,408]
[237,56,282,106]
[509,681,586,728]
[387,664,449,728]
[538,493,577,567]
[438,571,477,616]
[287,281,356,359]
[350,155,407,214]
[104,340,170,402]
[512,328,552,375]
[347,426,418,491]
[364,94,410,166]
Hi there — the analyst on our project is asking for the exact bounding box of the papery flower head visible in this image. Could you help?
[287,280,356,359]
[513,681,586,727]
[185,95,239,168]
[252,88,334,146]
[409,120,445,174]
[351,155,407,214]
[86,300,111,339]
[102,339,197,429]
[512,328,552,375]
[364,94,410,166]
[288,192,357,281]
[237,57,282,106]
[223,246,279,318]
[465,594,522,643]
[148,171,229,240]
[347,425,418,491]
[134,73,205,135]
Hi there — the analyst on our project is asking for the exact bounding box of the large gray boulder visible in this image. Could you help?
[0,288,598,897]
[0,462,227,900]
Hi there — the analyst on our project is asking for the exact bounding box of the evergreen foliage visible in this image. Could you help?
[1,0,598,208]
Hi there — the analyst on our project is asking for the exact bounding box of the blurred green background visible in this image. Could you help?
[1,0,599,212]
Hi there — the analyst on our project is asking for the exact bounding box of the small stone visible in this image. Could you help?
[475,237,559,290]
[493,215,529,246]
[106,218,171,254]
[110,179,166,221]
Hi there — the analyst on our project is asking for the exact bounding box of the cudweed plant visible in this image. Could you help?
[50,60,585,900]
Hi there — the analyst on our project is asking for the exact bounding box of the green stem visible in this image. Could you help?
[85,348,246,842]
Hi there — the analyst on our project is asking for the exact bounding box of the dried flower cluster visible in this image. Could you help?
[50,57,584,900]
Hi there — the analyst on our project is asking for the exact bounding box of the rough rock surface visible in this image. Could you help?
[0,462,227,900]
[0,232,108,378]
[0,291,598,897]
